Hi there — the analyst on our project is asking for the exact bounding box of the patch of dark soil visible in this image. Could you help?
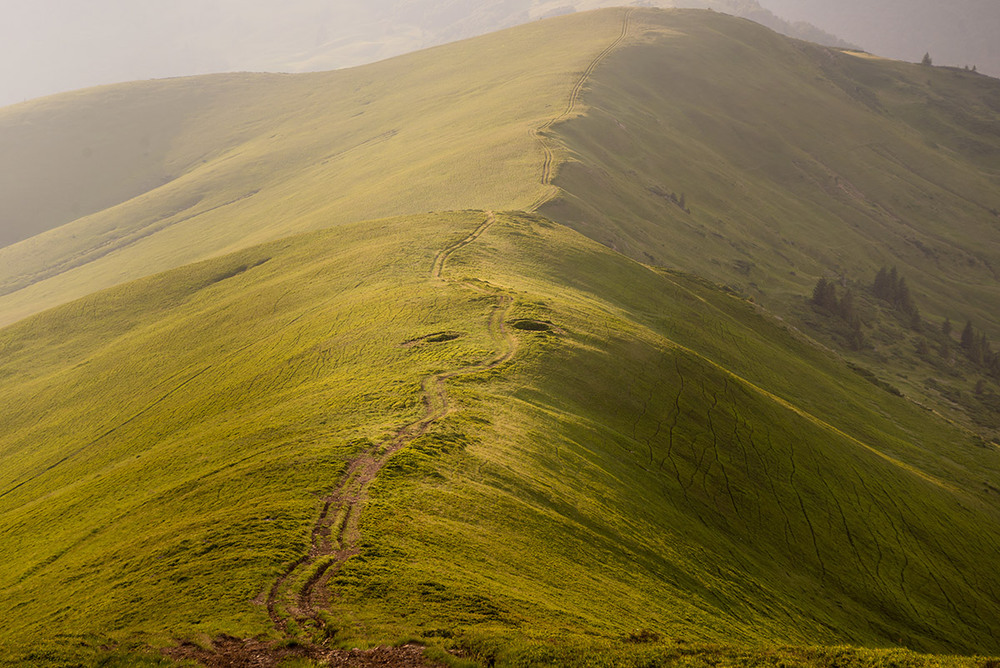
[624,628,661,643]
[202,257,271,290]
[164,637,437,667]
[426,333,460,343]
[402,332,462,347]
[512,320,551,332]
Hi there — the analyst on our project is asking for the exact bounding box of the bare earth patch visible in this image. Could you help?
[164,637,437,667]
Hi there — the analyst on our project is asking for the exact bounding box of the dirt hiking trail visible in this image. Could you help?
[247,212,513,643]
[527,7,634,212]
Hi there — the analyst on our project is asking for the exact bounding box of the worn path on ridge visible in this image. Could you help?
[527,7,634,212]
[266,211,516,635]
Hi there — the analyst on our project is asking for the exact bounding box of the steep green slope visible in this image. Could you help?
[335,212,1000,655]
[5,8,1000,666]
[543,10,1000,335]
[5,7,997,340]
[0,9,629,327]
[0,74,296,249]
[3,212,1000,665]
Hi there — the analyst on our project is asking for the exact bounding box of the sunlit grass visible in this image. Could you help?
[1,8,1000,667]
[0,10,632,326]
[2,212,1000,665]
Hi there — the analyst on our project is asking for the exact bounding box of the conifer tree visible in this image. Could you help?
[896,277,915,313]
[812,278,838,311]
[848,320,865,351]
[873,267,889,299]
[962,320,976,350]
[974,333,991,366]
[838,289,857,322]
[872,266,920,328]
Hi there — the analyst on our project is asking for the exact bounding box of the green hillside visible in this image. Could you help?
[4,6,1000,667]
[537,9,1000,439]
[544,11,1000,333]
[0,9,630,328]
[3,211,1000,666]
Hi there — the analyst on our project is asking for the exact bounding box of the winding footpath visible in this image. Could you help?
[267,211,516,634]
[263,4,637,644]
[526,8,634,213]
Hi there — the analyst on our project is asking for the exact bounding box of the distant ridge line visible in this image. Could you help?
[526,7,634,213]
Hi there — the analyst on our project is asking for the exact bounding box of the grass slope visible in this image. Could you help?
[0,9,630,327]
[543,10,1000,335]
[3,212,1000,665]
[5,7,1000,666]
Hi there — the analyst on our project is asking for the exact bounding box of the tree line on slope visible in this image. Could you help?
[812,266,998,373]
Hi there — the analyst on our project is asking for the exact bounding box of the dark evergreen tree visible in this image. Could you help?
[873,266,890,299]
[973,333,991,366]
[812,278,838,311]
[838,289,857,322]
[942,317,953,337]
[896,277,916,314]
[872,266,920,328]
[848,320,865,351]
[962,320,976,350]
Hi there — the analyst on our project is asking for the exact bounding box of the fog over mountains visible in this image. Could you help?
[4,5,1000,665]
[759,0,1000,76]
[3,0,848,108]
[5,1,998,110]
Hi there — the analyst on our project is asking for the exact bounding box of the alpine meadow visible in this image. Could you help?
[2,7,1000,667]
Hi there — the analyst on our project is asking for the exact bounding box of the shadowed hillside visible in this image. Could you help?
[3,7,1000,667]
[543,10,1000,333]
[534,9,1000,440]
[3,212,1000,665]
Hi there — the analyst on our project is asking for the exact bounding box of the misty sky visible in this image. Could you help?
[1,0,530,108]
[1,1,334,107]
[758,0,1000,73]
[2,0,998,109]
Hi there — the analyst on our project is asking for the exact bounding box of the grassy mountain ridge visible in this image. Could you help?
[4,7,1000,666]
[543,10,1000,333]
[0,8,631,327]
[286,0,855,73]
[536,9,1000,437]
[0,0,850,109]
[4,8,998,339]
[0,73,296,249]
[3,211,1000,665]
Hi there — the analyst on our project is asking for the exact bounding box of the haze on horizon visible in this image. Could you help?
[1,0,997,110]
[758,0,1000,76]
